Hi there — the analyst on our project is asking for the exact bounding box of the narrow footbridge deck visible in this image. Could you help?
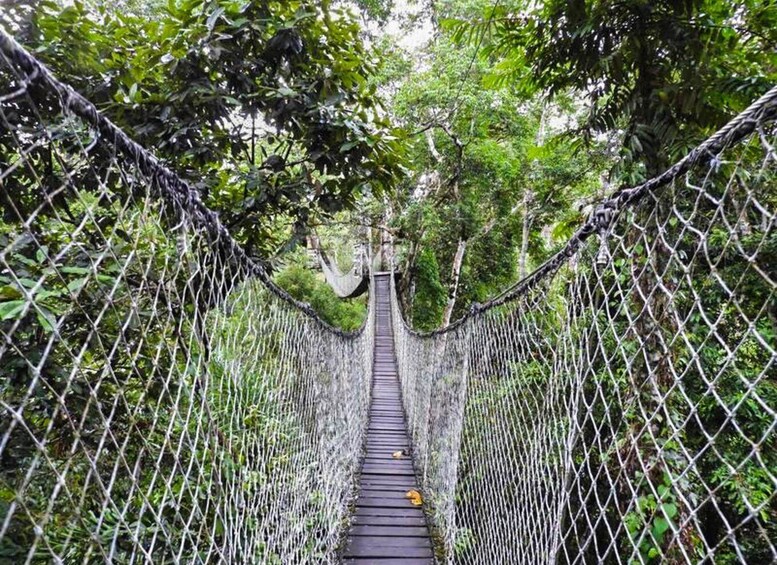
[343,274,434,564]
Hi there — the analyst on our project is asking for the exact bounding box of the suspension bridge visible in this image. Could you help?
[311,241,370,300]
[0,28,776,564]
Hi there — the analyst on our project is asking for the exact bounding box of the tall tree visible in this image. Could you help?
[3,0,405,259]
[388,26,608,326]
[450,0,777,181]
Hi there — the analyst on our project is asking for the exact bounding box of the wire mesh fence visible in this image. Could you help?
[392,88,777,564]
[0,31,373,563]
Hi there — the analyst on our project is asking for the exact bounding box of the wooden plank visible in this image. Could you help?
[357,497,419,507]
[359,487,417,497]
[361,469,415,477]
[354,507,425,519]
[354,500,420,512]
[350,525,430,538]
[343,546,433,558]
[351,515,427,527]
[364,449,413,467]
[360,481,416,490]
[347,536,432,549]
[360,479,416,489]
[362,461,415,470]
[365,443,410,449]
[343,557,434,565]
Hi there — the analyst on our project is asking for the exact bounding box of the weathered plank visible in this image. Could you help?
[344,546,434,558]
[360,479,417,489]
[351,515,428,527]
[349,525,431,539]
[353,505,423,517]
[344,559,433,565]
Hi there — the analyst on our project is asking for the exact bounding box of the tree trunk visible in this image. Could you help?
[519,190,532,279]
[442,237,467,327]
[426,129,442,163]
[518,103,547,280]
[400,236,423,321]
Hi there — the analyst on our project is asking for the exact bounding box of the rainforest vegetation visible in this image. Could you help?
[4,0,774,327]
[0,0,775,562]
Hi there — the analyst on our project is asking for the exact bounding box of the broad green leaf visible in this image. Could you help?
[60,266,91,275]
[652,517,670,538]
[0,300,27,321]
[0,286,22,300]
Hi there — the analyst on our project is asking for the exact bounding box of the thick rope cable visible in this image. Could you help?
[404,84,777,337]
[391,86,777,563]
[0,28,362,338]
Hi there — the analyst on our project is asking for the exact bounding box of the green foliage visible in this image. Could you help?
[350,0,394,23]
[623,474,680,563]
[447,0,777,180]
[388,26,607,324]
[453,526,475,557]
[573,162,777,562]
[460,225,517,302]
[206,281,343,561]
[274,260,367,331]
[3,0,406,257]
[410,247,447,331]
[0,203,213,561]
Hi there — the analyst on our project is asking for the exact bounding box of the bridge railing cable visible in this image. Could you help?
[391,86,777,563]
[0,30,373,563]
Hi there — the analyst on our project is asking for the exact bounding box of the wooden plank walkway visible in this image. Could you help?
[343,273,434,564]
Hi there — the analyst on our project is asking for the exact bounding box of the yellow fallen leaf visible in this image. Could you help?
[405,489,423,506]
[392,451,403,459]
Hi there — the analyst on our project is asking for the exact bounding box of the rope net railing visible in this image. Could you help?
[315,246,370,299]
[0,31,373,563]
[391,87,777,564]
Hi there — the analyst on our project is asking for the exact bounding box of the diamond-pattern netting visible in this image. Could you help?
[392,89,777,563]
[0,31,372,563]
[315,246,369,299]
[2,23,777,565]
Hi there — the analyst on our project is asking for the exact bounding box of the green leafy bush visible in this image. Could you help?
[275,263,367,331]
